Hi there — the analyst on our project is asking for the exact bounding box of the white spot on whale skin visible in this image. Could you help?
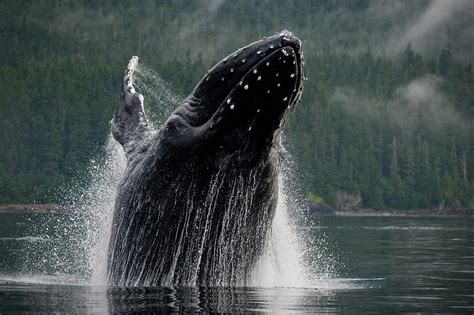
[227,98,231,104]
[283,97,288,101]
[257,76,261,81]
[221,77,225,81]
[257,50,262,55]
[266,62,270,66]
[230,68,234,73]
[282,49,290,56]
[290,74,295,78]
[230,104,235,110]
[270,45,274,49]
[257,109,261,113]
[239,81,243,86]
[248,126,252,131]
[277,83,281,87]
[244,84,249,90]
[253,69,257,74]
[266,90,270,94]
[242,59,246,63]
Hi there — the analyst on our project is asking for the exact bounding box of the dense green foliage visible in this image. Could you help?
[0,0,472,209]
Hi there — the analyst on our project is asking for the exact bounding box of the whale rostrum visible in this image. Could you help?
[107,30,305,287]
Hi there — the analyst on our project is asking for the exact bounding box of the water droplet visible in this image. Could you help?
[206,77,209,81]
[244,84,249,90]
[230,104,235,110]
[257,76,261,81]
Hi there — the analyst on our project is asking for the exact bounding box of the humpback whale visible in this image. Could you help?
[107,30,305,287]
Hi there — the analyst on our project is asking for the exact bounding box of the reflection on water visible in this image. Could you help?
[0,282,379,313]
[1,214,473,312]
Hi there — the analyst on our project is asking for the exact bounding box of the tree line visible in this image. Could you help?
[0,0,472,209]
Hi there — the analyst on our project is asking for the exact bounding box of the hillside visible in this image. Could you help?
[0,0,472,210]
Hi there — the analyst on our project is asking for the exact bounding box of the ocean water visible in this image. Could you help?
[0,213,472,313]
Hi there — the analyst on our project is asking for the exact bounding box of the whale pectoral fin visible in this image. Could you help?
[112,56,150,158]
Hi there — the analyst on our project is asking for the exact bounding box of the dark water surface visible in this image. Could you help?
[0,213,473,313]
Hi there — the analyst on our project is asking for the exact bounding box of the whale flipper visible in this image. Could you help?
[112,56,150,159]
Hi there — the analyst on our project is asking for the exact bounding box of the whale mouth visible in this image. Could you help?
[170,30,305,154]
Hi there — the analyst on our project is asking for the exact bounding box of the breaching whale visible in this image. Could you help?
[107,30,305,287]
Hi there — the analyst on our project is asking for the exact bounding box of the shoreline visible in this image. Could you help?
[0,204,72,214]
[0,203,473,217]
[331,209,474,217]
[308,203,474,217]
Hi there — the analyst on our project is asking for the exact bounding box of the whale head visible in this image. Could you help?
[162,30,305,164]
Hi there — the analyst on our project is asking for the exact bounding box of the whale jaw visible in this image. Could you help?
[164,31,305,160]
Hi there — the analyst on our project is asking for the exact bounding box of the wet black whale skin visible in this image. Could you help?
[107,31,305,287]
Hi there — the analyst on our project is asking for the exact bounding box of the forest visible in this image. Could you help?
[0,0,472,210]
